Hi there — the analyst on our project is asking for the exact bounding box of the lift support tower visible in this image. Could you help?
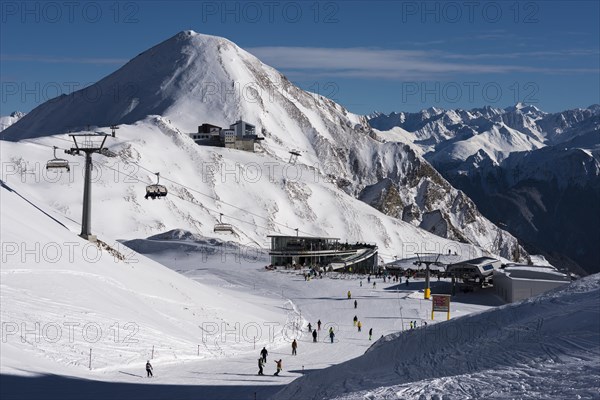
[66,134,111,242]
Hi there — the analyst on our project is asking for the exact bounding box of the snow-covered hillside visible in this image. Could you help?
[0,180,289,375]
[1,31,523,260]
[273,273,600,400]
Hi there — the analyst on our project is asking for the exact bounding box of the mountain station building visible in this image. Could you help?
[190,120,263,152]
[268,235,378,273]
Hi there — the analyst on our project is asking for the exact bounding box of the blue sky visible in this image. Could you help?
[1,1,599,115]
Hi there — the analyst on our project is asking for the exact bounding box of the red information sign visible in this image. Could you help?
[432,295,450,312]
[431,294,451,320]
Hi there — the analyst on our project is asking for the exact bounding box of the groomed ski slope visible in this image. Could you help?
[0,181,290,377]
[273,274,600,400]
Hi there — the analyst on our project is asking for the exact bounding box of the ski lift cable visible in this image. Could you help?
[26,140,313,235]
[19,141,312,236]
[94,160,280,235]
[130,160,319,238]
[23,140,321,238]
[96,161,272,232]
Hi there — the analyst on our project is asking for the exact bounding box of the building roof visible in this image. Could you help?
[495,265,570,282]
[383,254,462,270]
[267,235,340,240]
[451,257,500,267]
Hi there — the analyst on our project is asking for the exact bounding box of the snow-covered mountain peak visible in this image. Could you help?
[2,31,525,261]
[3,30,286,140]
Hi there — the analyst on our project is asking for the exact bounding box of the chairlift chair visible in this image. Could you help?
[288,150,301,164]
[46,146,70,172]
[213,213,234,233]
[145,172,168,199]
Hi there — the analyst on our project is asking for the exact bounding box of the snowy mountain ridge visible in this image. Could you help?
[1,30,524,260]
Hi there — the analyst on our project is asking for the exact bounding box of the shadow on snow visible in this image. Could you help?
[0,373,284,400]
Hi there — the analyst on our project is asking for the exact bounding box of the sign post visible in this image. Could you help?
[431,294,451,321]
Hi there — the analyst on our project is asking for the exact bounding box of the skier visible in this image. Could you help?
[357,320,362,332]
[367,276,371,283]
[347,290,352,299]
[409,321,413,329]
[274,359,282,376]
[373,282,376,288]
[292,339,298,355]
[317,320,322,330]
[354,299,357,309]
[312,329,318,342]
[308,322,312,332]
[258,358,264,375]
[145,360,153,378]
[329,329,335,343]
[353,315,358,326]
[260,347,268,363]
[369,328,373,340]
[360,280,363,287]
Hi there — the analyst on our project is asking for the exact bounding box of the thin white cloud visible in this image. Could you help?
[247,46,599,80]
[444,49,600,60]
[1,54,128,64]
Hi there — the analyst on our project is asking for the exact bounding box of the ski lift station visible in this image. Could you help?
[446,257,502,287]
[267,235,378,273]
[386,254,572,303]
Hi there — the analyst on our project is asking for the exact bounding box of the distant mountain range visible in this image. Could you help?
[369,104,600,274]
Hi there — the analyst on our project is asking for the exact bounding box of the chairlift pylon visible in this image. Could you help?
[46,146,70,172]
[214,213,234,233]
[145,172,168,200]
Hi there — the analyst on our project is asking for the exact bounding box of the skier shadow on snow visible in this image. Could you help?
[0,373,284,400]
